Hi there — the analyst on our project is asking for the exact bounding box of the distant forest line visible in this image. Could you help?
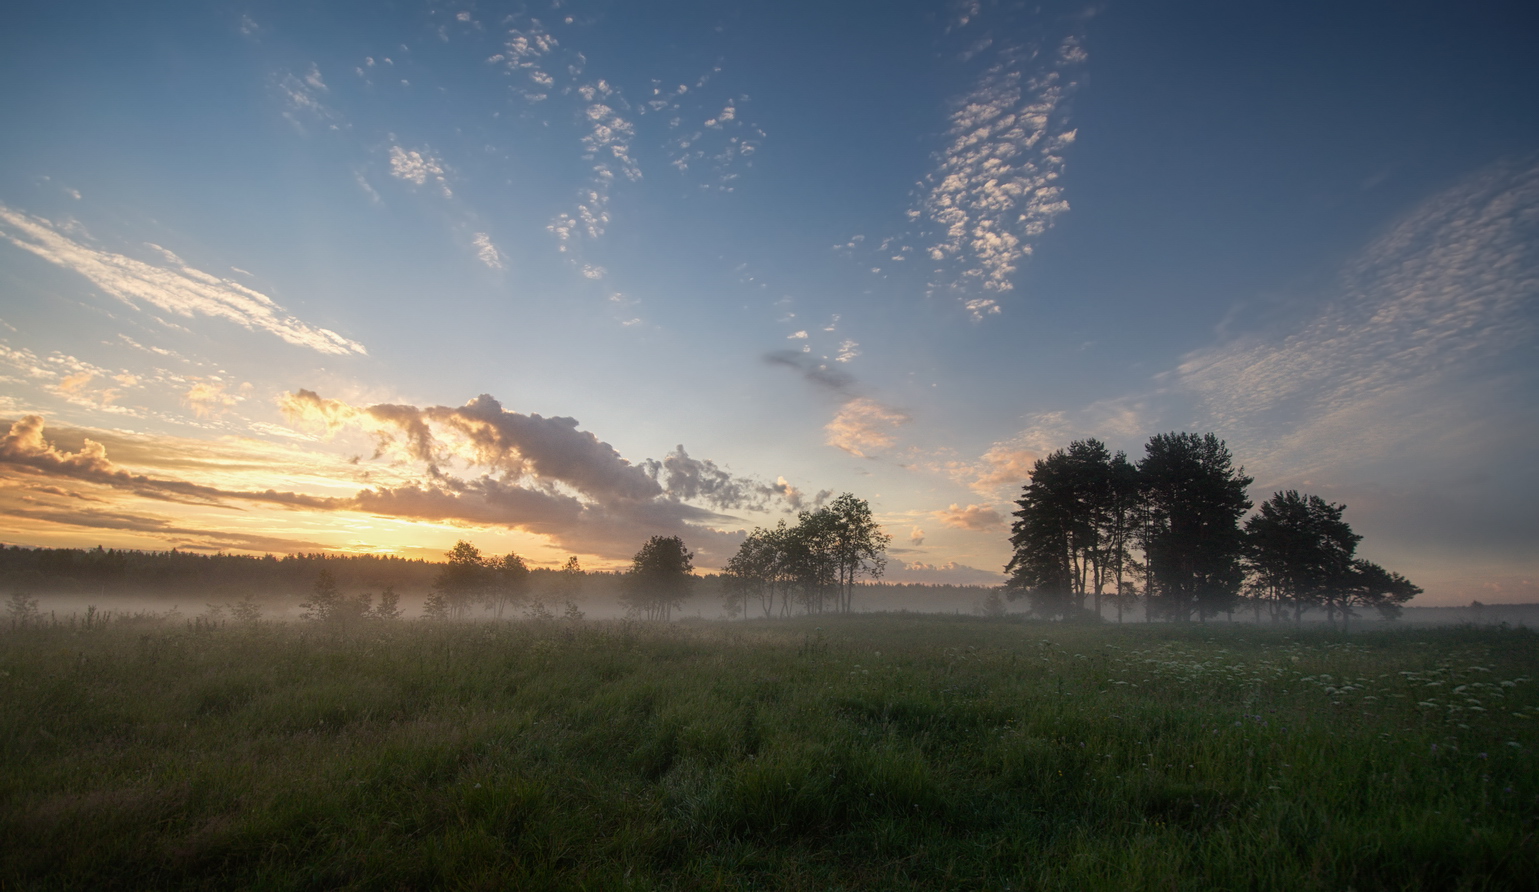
[0,543,989,607]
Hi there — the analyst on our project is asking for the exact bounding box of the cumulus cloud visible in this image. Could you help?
[3,404,783,566]
[0,205,366,355]
[640,444,803,512]
[279,390,803,563]
[825,398,910,458]
[935,502,1004,531]
[909,526,926,546]
[919,31,1085,317]
[388,146,451,196]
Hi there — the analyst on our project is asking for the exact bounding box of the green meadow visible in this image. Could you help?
[2,614,1536,890]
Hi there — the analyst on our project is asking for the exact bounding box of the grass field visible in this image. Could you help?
[2,613,1536,890]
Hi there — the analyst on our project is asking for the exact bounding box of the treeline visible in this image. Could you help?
[1007,433,1420,627]
[0,545,438,598]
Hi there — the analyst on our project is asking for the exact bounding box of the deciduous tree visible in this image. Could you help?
[623,536,694,621]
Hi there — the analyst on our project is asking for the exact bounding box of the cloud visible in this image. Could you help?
[763,350,856,393]
[277,64,338,128]
[0,501,329,554]
[835,339,860,363]
[1173,158,1539,477]
[919,32,1085,317]
[889,560,1003,586]
[935,503,1004,532]
[639,445,804,513]
[2,407,772,566]
[279,390,805,563]
[388,146,451,196]
[471,232,503,269]
[0,205,366,356]
[825,398,910,457]
[183,380,242,417]
[934,401,1149,500]
[964,445,1039,497]
[0,415,338,510]
[909,526,926,546]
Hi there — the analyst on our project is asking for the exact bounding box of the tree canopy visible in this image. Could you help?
[1005,432,1416,624]
[623,535,695,621]
[722,493,890,618]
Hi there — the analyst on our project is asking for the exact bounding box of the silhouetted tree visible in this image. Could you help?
[486,552,530,619]
[1245,491,1360,623]
[300,568,342,622]
[1005,440,1130,620]
[372,586,403,620]
[431,540,489,620]
[822,493,891,614]
[1005,449,1077,618]
[1137,433,1253,622]
[623,536,694,621]
[556,556,585,603]
[723,525,781,619]
[1339,559,1421,629]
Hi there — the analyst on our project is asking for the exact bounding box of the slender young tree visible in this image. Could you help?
[722,525,780,619]
[822,493,891,614]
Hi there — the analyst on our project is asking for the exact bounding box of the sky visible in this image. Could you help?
[1,0,1536,605]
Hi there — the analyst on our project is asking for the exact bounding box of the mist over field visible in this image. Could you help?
[4,1,1539,886]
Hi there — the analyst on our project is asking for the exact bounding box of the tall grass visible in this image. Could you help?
[1,614,1535,889]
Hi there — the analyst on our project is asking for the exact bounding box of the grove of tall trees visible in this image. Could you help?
[1006,434,1420,624]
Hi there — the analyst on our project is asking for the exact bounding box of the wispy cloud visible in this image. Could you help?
[182,380,244,417]
[471,232,503,269]
[1174,158,1539,477]
[919,28,1086,318]
[0,205,366,355]
[277,64,340,129]
[0,415,337,509]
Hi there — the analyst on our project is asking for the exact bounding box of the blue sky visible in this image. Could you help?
[1,0,1535,604]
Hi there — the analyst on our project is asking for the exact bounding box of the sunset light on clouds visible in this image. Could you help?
[2,0,1536,603]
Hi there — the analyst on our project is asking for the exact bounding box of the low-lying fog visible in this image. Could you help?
[15,590,1539,629]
